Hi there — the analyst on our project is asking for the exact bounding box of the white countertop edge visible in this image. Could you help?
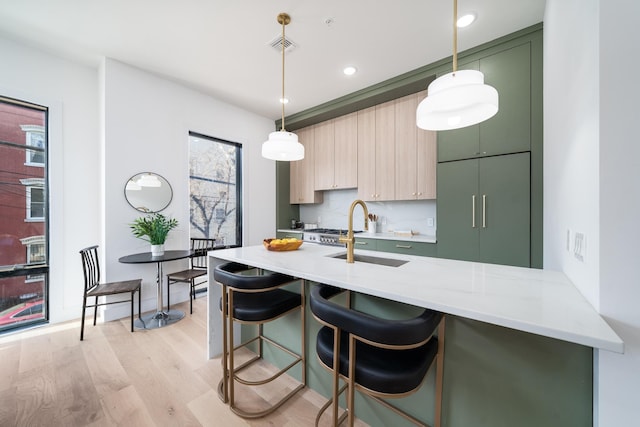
[209,244,623,353]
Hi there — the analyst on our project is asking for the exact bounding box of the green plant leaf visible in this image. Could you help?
[130,213,179,245]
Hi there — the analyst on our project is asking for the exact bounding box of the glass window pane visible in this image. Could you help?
[189,133,242,247]
[1,98,48,332]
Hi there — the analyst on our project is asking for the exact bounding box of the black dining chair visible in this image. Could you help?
[214,262,306,419]
[309,284,445,427]
[79,245,142,341]
[166,237,216,314]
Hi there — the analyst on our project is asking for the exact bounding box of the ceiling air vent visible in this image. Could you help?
[268,34,296,53]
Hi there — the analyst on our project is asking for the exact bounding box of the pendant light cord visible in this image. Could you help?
[280,16,286,131]
[452,0,458,74]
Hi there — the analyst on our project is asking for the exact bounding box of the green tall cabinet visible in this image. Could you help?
[437,153,530,267]
[438,43,531,162]
[436,30,541,269]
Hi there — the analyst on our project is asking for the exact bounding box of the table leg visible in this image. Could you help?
[134,260,185,329]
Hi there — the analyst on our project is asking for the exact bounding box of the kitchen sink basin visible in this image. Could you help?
[329,253,409,267]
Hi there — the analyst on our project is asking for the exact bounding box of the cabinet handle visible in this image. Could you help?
[472,195,476,228]
[355,241,368,246]
[396,244,412,249]
[482,194,487,228]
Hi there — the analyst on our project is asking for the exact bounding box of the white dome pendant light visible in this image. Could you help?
[416,0,498,131]
[262,13,305,161]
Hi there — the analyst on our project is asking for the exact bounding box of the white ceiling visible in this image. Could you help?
[0,0,545,121]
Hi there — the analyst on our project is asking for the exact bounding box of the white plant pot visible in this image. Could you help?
[151,244,165,257]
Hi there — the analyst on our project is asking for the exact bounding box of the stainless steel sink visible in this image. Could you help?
[329,253,409,267]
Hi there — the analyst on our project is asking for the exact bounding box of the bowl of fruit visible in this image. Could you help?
[263,237,303,252]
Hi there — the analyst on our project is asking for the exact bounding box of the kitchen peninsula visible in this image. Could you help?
[207,244,622,426]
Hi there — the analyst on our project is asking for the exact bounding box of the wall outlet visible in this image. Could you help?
[427,217,434,227]
[573,231,586,262]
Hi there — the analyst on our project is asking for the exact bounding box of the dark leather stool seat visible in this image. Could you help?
[310,284,445,427]
[214,262,306,419]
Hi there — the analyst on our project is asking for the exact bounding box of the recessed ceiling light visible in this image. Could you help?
[343,66,357,76]
[457,13,476,28]
[280,98,289,104]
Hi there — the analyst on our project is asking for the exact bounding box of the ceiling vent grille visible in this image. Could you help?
[268,34,296,53]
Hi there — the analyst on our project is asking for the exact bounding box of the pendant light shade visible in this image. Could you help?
[416,0,498,131]
[262,13,305,161]
[416,69,498,130]
[262,130,304,161]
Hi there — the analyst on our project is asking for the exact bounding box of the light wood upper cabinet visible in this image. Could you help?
[314,113,358,190]
[333,112,358,189]
[290,126,323,204]
[357,107,376,201]
[395,91,436,200]
[357,101,395,201]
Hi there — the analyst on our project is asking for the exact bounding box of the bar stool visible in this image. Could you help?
[310,284,445,427]
[214,262,306,418]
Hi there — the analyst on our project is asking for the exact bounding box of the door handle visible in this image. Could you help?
[482,194,487,228]
[472,195,476,228]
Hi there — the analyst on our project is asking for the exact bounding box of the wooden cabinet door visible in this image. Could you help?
[357,107,377,201]
[478,153,530,267]
[394,93,419,200]
[333,112,358,189]
[436,158,480,262]
[395,91,437,200]
[374,100,395,201]
[290,126,322,204]
[416,114,437,199]
[314,120,335,190]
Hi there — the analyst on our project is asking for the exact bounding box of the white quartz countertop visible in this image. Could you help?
[209,244,623,353]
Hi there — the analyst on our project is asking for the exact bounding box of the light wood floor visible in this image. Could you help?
[0,297,366,427]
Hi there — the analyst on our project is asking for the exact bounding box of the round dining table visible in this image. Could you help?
[119,250,194,329]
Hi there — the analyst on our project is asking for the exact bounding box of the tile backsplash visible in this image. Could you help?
[298,189,436,236]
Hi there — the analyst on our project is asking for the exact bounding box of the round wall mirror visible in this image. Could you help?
[124,172,173,213]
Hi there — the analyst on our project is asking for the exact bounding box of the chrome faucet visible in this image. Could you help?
[339,199,369,263]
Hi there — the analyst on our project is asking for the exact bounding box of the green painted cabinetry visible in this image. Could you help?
[377,239,436,257]
[354,236,377,251]
[438,43,531,162]
[437,153,530,267]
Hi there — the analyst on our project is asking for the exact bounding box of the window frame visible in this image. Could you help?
[21,124,46,167]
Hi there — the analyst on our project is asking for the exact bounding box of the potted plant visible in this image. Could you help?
[130,213,178,256]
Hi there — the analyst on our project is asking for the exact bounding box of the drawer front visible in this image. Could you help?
[354,237,378,250]
[377,240,436,257]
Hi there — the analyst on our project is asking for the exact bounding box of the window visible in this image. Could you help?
[21,125,45,166]
[21,178,45,221]
[189,132,242,247]
[0,97,48,332]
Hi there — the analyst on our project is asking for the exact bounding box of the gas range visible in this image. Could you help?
[303,228,362,246]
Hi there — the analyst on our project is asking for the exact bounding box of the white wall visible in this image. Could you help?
[0,36,100,323]
[543,0,600,306]
[597,0,640,425]
[101,59,276,318]
[544,0,640,425]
